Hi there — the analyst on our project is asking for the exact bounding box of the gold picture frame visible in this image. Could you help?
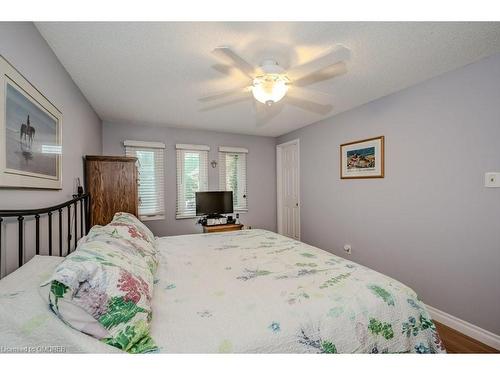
[340,136,384,179]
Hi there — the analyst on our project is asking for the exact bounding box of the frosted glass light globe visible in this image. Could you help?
[252,74,289,106]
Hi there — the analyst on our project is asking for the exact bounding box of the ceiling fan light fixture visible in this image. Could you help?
[251,74,289,106]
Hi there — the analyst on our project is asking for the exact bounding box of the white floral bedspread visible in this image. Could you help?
[0,230,445,353]
[151,229,445,353]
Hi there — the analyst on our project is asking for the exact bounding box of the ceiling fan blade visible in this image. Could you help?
[199,85,251,102]
[199,93,252,112]
[287,86,333,106]
[198,85,252,102]
[211,63,236,76]
[294,61,347,86]
[287,96,333,115]
[254,101,284,127]
[287,45,350,81]
[212,47,255,78]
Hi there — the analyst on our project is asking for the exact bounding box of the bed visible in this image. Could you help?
[0,219,445,353]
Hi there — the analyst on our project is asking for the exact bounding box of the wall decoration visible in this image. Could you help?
[0,55,62,189]
[340,136,384,179]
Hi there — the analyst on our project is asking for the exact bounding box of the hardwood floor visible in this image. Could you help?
[434,321,499,353]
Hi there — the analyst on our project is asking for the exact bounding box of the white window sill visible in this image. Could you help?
[176,214,196,220]
[140,215,165,222]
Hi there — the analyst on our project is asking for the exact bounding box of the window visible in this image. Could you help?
[176,144,209,218]
[219,146,248,212]
[124,140,165,221]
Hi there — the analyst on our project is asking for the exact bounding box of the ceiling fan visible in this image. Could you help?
[200,44,350,125]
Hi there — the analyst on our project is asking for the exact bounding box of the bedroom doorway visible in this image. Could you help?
[276,139,300,240]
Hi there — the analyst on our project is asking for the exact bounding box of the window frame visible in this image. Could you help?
[219,146,248,212]
[124,140,166,221]
[175,144,209,219]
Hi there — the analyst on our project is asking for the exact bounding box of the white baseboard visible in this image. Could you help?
[425,304,500,351]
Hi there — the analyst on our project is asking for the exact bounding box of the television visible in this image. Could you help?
[196,191,233,217]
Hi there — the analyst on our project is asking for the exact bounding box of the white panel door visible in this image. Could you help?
[277,140,300,239]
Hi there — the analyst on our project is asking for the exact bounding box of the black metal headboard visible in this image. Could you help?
[0,193,90,279]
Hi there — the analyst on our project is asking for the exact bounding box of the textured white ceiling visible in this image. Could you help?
[36,22,500,137]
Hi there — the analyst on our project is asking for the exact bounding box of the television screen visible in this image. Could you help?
[196,191,233,216]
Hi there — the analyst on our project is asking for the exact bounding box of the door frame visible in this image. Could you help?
[276,138,300,240]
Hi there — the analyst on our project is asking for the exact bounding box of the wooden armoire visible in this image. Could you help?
[85,155,138,226]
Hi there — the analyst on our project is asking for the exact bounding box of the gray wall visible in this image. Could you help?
[277,53,500,334]
[0,22,102,276]
[103,122,276,236]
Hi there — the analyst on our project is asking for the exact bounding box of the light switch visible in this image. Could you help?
[484,172,500,188]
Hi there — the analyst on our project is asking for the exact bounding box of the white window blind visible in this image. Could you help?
[124,140,165,221]
[176,144,209,218]
[219,146,248,212]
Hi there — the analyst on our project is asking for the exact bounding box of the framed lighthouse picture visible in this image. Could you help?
[0,55,62,189]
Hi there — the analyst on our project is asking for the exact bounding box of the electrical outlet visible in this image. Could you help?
[343,244,352,255]
[485,172,500,188]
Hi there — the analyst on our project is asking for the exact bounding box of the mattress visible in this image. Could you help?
[0,230,444,353]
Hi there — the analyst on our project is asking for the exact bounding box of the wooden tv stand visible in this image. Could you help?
[202,223,244,233]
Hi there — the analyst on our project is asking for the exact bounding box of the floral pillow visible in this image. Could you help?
[112,212,156,245]
[82,213,158,274]
[42,214,159,353]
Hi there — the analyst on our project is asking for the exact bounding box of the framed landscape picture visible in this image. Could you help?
[0,55,62,189]
[340,136,384,179]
